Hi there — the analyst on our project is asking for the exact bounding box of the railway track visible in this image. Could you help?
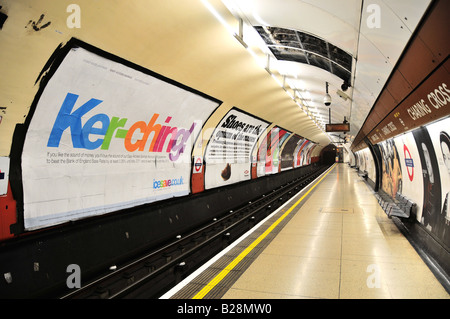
[60,165,330,299]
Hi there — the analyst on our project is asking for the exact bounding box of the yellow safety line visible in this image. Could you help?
[192,163,337,299]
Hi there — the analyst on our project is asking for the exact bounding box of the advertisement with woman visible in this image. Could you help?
[425,117,450,248]
[20,46,221,230]
[379,139,403,198]
[413,126,442,236]
[388,117,449,248]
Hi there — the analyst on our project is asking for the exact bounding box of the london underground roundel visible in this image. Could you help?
[403,144,414,181]
[194,157,203,174]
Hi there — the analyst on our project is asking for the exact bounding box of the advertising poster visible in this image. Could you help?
[356,150,363,170]
[305,143,317,165]
[254,127,270,177]
[272,128,291,173]
[393,132,424,221]
[21,46,220,230]
[379,139,403,198]
[425,117,450,247]
[356,148,368,173]
[280,134,303,171]
[204,108,269,189]
[413,126,442,234]
[364,148,376,182]
[257,127,291,175]
[294,139,308,168]
[299,140,313,167]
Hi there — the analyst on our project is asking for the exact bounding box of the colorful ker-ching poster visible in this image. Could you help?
[257,126,291,175]
[21,46,220,230]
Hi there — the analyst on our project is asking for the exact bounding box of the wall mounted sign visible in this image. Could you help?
[368,60,450,145]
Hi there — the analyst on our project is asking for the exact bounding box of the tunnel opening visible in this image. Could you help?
[320,144,337,165]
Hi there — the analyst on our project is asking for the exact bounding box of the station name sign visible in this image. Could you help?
[368,60,450,145]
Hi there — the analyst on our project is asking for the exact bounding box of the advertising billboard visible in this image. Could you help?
[415,117,450,245]
[257,126,291,175]
[21,45,220,230]
[377,117,449,247]
[204,108,269,189]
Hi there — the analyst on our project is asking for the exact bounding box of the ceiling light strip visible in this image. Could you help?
[201,0,236,35]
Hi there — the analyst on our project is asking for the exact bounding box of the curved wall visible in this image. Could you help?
[356,116,450,276]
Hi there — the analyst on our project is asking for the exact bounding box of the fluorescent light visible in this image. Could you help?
[201,0,236,35]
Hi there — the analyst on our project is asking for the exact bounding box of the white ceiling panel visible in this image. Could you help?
[360,0,419,66]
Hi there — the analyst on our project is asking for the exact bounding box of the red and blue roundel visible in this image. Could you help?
[404,144,414,181]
